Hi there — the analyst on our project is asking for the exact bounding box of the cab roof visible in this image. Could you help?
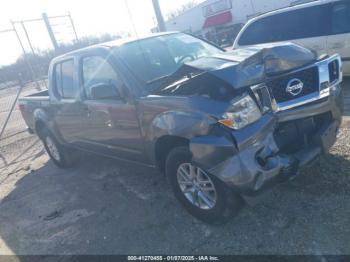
[100,31,179,48]
[56,31,179,59]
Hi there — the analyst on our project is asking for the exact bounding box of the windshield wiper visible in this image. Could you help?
[146,74,172,84]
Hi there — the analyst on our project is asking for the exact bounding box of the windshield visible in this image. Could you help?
[113,33,223,84]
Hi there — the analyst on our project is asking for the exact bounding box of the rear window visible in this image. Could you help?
[54,59,78,99]
[238,5,330,46]
[54,64,63,97]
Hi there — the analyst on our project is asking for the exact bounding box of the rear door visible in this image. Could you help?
[79,55,145,162]
[236,4,330,56]
[327,1,350,76]
[53,58,85,144]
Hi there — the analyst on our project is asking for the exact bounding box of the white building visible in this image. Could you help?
[163,0,316,45]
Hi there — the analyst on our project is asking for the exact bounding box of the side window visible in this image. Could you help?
[331,3,350,34]
[238,18,272,46]
[238,5,329,45]
[61,60,77,99]
[54,60,77,99]
[54,63,63,97]
[82,56,120,99]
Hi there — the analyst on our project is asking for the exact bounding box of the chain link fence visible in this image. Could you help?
[0,14,120,172]
[0,14,77,170]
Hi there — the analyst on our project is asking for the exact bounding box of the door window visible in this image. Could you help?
[54,63,63,97]
[54,59,78,99]
[238,5,329,45]
[331,3,350,34]
[82,56,121,99]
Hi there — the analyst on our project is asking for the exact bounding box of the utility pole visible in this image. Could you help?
[152,0,166,32]
[11,21,42,90]
[20,21,36,55]
[42,13,59,51]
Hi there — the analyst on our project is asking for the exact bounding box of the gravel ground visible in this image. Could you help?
[0,80,349,255]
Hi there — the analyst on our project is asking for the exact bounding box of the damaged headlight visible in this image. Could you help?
[219,93,262,130]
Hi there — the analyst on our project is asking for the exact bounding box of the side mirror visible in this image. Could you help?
[90,83,121,100]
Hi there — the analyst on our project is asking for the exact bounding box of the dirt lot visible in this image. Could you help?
[0,80,349,255]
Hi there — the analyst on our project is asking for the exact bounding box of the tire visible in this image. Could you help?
[166,146,244,225]
[41,129,78,168]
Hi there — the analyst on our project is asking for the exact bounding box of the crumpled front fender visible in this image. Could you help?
[190,113,294,195]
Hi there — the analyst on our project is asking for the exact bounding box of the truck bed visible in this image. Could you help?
[19,90,50,105]
[18,90,51,133]
[21,90,49,99]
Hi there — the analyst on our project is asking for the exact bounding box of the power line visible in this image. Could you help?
[124,0,140,39]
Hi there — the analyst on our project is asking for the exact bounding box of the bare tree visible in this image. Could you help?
[0,33,125,86]
[166,0,199,20]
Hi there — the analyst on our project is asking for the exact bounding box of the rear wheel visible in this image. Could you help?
[41,130,78,168]
[166,146,244,224]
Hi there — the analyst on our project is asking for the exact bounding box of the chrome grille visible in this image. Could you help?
[266,66,319,103]
[328,59,340,84]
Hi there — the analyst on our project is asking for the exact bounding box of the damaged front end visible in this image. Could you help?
[186,44,343,195]
[191,111,340,195]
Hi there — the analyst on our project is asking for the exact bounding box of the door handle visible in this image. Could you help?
[82,106,91,117]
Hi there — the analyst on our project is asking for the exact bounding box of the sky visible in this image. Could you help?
[0,0,202,66]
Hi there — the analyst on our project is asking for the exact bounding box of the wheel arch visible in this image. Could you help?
[33,108,63,143]
[154,135,190,173]
[146,110,214,170]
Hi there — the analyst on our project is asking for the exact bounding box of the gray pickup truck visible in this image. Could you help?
[19,32,343,224]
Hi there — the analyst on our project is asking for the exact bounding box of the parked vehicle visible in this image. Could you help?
[234,0,350,76]
[19,32,343,224]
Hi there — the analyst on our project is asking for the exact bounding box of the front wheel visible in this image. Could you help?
[42,130,78,168]
[166,146,244,224]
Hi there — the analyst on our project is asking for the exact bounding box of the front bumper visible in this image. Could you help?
[190,83,343,196]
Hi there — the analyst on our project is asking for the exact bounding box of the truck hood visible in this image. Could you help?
[153,42,317,97]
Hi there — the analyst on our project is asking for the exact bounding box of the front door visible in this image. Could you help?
[79,55,145,162]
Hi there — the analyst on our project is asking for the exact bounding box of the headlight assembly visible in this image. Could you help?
[219,93,262,130]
